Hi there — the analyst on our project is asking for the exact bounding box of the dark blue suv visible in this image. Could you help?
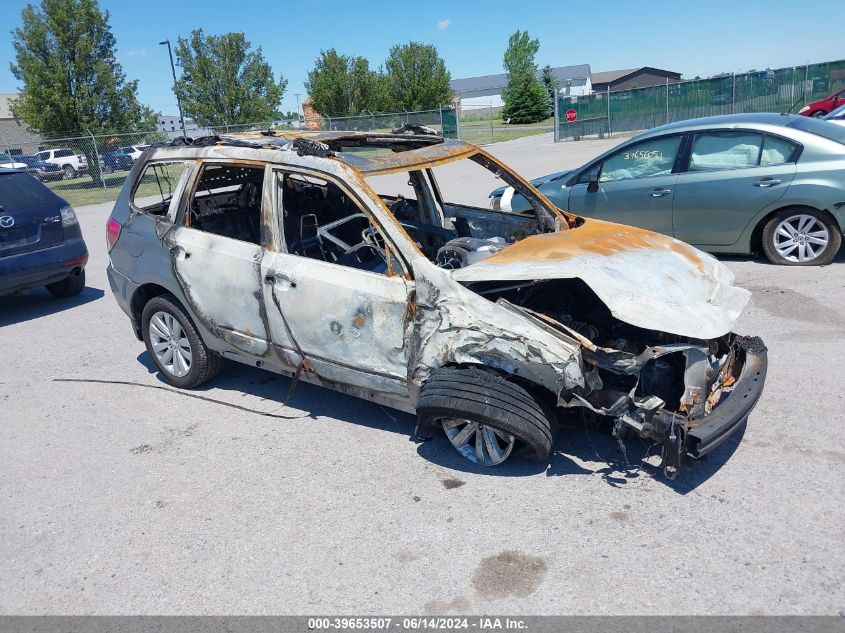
[0,168,88,297]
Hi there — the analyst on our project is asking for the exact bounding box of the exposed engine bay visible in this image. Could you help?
[464,277,765,477]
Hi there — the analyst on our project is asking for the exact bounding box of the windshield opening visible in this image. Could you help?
[364,153,562,269]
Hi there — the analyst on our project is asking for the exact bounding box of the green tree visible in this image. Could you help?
[540,65,560,117]
[501,31,548,124]
[384,42,452,111]
[305,49,384,117]
[10,0,156,184]
[173,29,286,127]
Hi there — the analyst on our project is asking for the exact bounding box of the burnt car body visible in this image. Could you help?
[106,129,766,476]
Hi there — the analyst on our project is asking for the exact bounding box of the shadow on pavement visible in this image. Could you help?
[0,285,104,327]
[135,350,748,492]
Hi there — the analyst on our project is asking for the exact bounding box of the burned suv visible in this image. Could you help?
[106,128,766,476]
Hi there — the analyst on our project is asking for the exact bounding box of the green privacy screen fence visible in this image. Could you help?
[555,59,845,141]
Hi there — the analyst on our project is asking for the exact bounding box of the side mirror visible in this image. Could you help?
[587,171,600,193]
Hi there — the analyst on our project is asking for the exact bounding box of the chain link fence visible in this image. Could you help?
[555,59,845,141]
[0,110,461,208]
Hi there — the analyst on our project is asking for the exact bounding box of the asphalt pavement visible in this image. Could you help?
[1,133,843,615]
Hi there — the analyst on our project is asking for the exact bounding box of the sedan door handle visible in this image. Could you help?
[648,188,672,197]
[265,272,296,289]
[753,178,782,187]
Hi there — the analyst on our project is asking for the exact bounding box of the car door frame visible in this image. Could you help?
[259,164,415,401]
[164,159,280,360]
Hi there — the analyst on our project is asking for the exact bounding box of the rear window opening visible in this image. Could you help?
[185,163,264,245]
[133,161,191,216]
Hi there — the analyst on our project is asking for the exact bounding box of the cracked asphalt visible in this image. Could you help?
[1,133,843,615]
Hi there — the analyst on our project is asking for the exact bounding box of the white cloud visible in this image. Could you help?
[126,49,149,57]
[436,19,451,31]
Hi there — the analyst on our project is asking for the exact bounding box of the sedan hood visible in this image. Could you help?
[451,219,751,339]
[490,170,572,199]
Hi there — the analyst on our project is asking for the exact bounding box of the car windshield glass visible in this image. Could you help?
[0,172,53,209]
[787,115,845,144]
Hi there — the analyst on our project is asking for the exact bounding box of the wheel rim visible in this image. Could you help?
[442,418,515,466]
[63,166,74,179]
[773,214,829,263]
[149,310,192,377]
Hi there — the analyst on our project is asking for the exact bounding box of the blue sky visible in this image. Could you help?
[1,0,842,117]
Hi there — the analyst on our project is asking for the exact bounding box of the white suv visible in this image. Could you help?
[120,145,150,162]
[36,148,88,179]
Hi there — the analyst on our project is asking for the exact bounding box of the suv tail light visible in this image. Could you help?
[106,217,122,251]
[78,156,84,164]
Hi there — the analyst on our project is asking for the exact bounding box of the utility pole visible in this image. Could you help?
[159,39,186,139]
[294,93,301,120]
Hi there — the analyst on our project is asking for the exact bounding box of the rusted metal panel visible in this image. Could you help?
[451,218,750,340]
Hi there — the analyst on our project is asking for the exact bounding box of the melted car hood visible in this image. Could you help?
[451,219,751,339]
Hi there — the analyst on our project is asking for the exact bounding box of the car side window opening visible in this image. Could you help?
[278,171,399,276]
[689,132,764,171]
[760,135,799,166]
[132,161,191,216]
[598,136,683,183]
[185,163,264,245]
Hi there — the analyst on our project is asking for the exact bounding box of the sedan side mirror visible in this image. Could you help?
[587,171,600,193]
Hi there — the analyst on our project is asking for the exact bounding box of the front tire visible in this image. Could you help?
[46,268,85,297]
[141,293,223,388]
[810,110,826,118]
[417,367,553,466]
[762,208,841,266]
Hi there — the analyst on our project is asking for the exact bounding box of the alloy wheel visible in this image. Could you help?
[442,418,515,466]
[148,310,193,377]
[772,214,829,263]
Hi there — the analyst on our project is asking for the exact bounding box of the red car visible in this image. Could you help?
[799,87,845,118]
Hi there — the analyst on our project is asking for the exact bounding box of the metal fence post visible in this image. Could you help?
[553,90,560,142]
[0,133,12,158]
[665,79,669,124]
[606,86,611,138]
[439,104,443,132]
[803,64,809,103]
[87,129,106,189]
[731,72,736,114]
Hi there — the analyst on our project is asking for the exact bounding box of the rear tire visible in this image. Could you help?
[46,268,85,297]
[141,293,223,389]
[761,207,841,266]
[62,164,76,180]
[417,367,553,466]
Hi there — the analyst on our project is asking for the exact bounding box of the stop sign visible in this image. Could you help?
[565,109,577,123]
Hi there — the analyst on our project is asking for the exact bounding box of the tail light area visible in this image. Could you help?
[106,217,122,252]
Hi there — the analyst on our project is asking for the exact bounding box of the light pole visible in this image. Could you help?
[159,39,186,139]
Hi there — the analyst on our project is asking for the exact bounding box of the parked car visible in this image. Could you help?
[491,113,845,265]
[0,168,88,297]
[822,103,845,127]
[106,129,766,476]
[0,154,27,170]
[799,87,845,118]
[13,155,64,181]
[101,148,134,173]
[120,145,150,162]
[36,148,88,180]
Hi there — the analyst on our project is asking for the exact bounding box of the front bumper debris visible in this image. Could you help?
[648,336,767,477]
